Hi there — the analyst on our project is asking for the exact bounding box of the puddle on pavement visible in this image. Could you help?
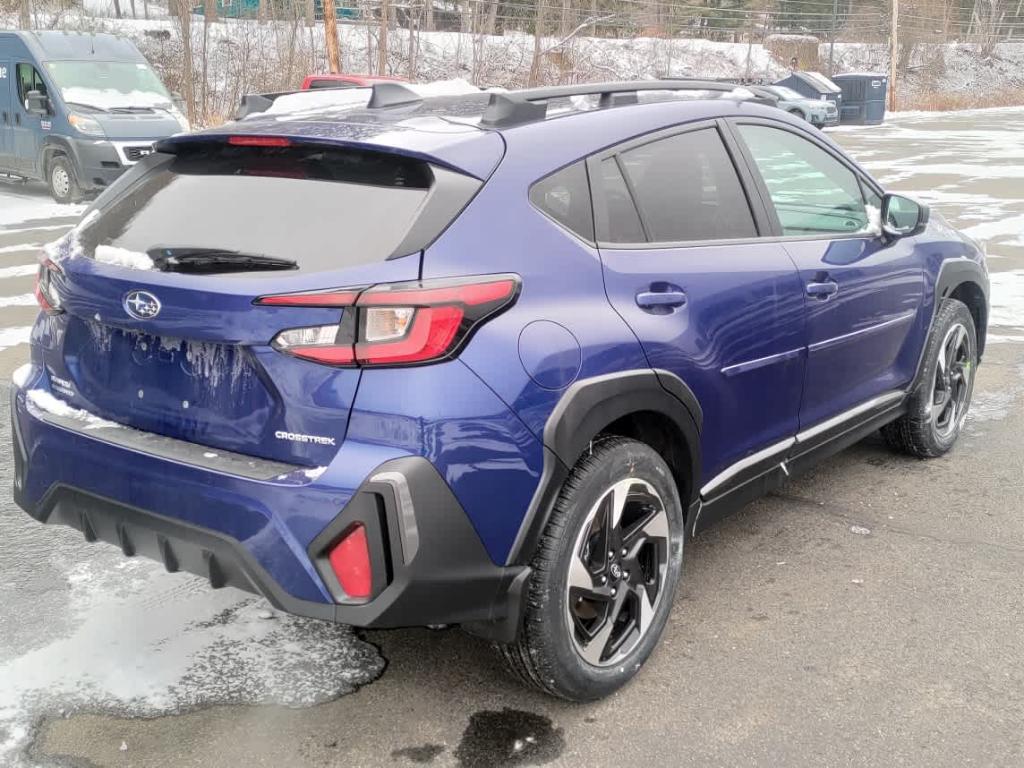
[392,743,448,763]
[454,708,565,768]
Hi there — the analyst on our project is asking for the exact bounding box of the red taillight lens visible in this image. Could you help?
[258,274,519,368]
[35,260,64,315]
[327,523,372,599]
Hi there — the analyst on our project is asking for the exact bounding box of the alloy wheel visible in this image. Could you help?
[566,478,670,667]
[931,322,972,439]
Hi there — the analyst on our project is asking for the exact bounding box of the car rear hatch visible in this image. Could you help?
[39,136,486,467]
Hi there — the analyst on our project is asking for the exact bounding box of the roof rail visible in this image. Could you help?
[480,79,769,129]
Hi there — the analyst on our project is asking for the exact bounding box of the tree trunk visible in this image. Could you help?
[204,0,217,23]
[304,0,314,28]
[176,0,195,124]
[143,0,149,20]
[129,0,137,18]
[323,0,342,73]
[528,3,545,86]
[378,0,389,74]
[485,0,498,35]
[112,0,122,18]
[19,0,30,29]
[425,0,433,32]
[259,0,268,24]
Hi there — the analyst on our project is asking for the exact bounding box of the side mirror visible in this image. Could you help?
[881,193,929,238]
[25,90,50,117]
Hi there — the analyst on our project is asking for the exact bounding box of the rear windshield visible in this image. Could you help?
[79,143,478,273]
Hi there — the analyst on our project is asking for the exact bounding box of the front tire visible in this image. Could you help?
[47,155,81,205]
[498,437,685,701]
[883,298,977,457]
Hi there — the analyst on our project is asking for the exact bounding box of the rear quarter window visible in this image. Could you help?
[529,161,595,241]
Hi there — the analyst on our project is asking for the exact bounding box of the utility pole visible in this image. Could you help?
[323,0,342,73]
[828,0,838,75]
[889,0,898,112]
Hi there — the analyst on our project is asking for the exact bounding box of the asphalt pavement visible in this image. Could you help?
[0,108,1022,768]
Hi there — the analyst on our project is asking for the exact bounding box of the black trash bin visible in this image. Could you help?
[831,72,888,125]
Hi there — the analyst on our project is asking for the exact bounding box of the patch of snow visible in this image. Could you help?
[0,196,85,229]
[0,244,42,256]
[59,86,173,111]
[11,364,35,388]
[264,77,479,117]
[0,294,36,308]
[849,525,872,536]
[93,245,155,271]
[0,265,40,280]
[0,326,32,352]
[25,389,121,431]
[988,271,1024,328]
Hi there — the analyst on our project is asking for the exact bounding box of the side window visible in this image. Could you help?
[738,124,871,236]
[16,63,47,105]
[616,128,757,243]
[598,158,645,243]
[529,161,595,241]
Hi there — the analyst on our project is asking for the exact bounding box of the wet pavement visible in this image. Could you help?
[0,108,1022,767]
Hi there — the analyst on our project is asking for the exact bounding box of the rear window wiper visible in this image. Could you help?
[150,248,299,274]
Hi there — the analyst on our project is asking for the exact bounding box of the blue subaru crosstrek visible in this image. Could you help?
[12,81,988,701]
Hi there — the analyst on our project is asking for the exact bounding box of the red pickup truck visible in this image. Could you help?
[300,74,408,90]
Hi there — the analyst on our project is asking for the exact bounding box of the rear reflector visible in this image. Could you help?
[227,135,293,147]
[259,274,520,368]
[327,524,372,599]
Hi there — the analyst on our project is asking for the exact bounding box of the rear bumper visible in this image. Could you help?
[11,380,528,638]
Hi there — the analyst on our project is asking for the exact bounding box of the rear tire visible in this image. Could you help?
[47,155,81,205]
[497,437,685,701]
[883,298,977,458]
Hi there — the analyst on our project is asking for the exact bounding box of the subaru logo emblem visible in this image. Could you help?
[123,290,161,320]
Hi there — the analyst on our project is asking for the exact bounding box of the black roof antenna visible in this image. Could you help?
[366,82,423,109]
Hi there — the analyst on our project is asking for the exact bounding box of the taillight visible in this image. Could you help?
[327,524,372,599]
[256,274,519,367]
[35,259,64,315]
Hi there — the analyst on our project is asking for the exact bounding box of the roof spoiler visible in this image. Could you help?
[233,82,424,120]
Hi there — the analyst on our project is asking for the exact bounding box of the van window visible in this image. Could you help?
[16,64,47,105]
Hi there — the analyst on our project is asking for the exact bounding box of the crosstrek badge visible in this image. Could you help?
[274,431,336,446]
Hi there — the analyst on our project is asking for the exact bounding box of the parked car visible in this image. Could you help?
[13,80,988,702]
[0,30,188,203]
[301,73,408,90]
[765,84,839,127]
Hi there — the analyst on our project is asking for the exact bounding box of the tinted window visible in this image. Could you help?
[530,161,594,241]
[599,158,645,243]
[79,144,478,273]
[739,125,872,236]
[617,128,757,242]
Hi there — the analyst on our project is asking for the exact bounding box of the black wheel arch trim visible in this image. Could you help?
[505,368,702,567]
[913,258,989,387]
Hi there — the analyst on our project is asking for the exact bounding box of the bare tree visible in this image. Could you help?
[175,0,196,123]
[324,0,343,72]
[205,0,218,23]
[378,0,390,73]
[19,0,31,29]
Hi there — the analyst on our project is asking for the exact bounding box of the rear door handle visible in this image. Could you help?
[636,290,687,309]
[806,280,839,299]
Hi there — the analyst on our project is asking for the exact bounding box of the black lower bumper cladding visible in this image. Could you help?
[12,401,528,637]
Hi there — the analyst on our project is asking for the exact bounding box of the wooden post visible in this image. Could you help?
[323,0,342,73]
[889,0,898,112]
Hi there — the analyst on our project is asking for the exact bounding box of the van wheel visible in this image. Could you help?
[497,437,685,701]
[48,155,81,205]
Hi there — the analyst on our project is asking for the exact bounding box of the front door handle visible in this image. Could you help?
[636,290,687,309]
[806,280,839,299]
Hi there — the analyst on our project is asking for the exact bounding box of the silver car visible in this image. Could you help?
[766,85,840,128]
